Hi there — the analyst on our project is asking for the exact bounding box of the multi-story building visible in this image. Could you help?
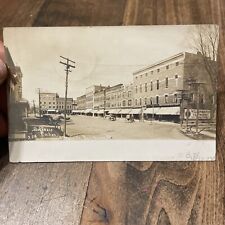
[105,84,124,109]
[85,85,106,110]
[5,47,29,140]
[57,97,73,113]
[40,93,73,113]
[132,51,215,120]
[77,95,86,110]
[121,83,134,108]
[40,93,58,112]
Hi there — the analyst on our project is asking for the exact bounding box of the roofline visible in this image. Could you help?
[133,52,186,75]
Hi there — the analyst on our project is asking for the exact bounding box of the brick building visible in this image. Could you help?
[40,93,73,113]
[77,95,86,110]
[105,84,124,109]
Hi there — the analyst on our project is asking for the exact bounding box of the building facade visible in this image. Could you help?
[77,95,86,110]
[40,93,73,113]
[105,84,124,109]
[73,52,216,121]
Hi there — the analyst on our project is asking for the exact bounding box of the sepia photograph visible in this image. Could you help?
[3,25,218,161]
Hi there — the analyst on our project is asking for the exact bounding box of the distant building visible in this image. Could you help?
[105,84,124,109]
[77,95,86,110]
[40,93,73,113]
[85,85,107,109]
[40,93,58,112]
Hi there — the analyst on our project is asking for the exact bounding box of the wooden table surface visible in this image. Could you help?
[0,0,224,224]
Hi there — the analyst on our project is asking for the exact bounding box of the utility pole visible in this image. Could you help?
[60,56,75,137]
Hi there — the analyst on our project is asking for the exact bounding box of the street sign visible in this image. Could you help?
[184,109,211,120]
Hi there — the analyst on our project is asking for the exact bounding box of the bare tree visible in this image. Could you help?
[189,25,219,119]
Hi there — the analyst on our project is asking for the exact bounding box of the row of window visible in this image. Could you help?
[135,62,180,80]
[134,94,178,106]
[45,105,73,109]
[135,75,179,93]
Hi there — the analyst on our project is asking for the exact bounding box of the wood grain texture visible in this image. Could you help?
[0,162,92,225]
[0,0,224,225]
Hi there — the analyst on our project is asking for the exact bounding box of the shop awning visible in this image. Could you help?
[108,109,120,114]
[97,109,104,114]
[158,106,180,115]
[120,109,132,114]
[130,108,142,114]
[84,109,92,114]
[144,107,160,114]
[92,109,99,114]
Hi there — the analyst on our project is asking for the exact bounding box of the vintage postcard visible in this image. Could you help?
[4,25,218,162]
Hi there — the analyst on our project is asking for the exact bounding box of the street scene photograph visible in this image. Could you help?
[4,25,218,142]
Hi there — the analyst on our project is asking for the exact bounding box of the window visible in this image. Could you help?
[145,73,148,77]
[156,96,159,104]
[151,71,153,75]
[145,83,147,92]
[122,100,126,107]
[150,98,153,105]
[139,98,142,106]
[156,80,159,90]
[176,62,179,66]
[128,100,132,106]
[165,77,169,88]
[175,75,178,87]
[144,98,147,105]
[136,76,138,80]
[128,91,131,98]
[136,86,138,93]
[165,95,168,103]
[151,81,153,91]
[166,65,169,69]
[135,99,138,105]
[49,102,51,104]
[157,69,160,73]
[140,75,143,78]
[174,94,178,103]
[140,85,142,93]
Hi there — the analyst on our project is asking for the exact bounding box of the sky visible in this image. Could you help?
[4,25,196,103]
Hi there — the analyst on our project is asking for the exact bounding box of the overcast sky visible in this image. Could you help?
[4,25,196,103]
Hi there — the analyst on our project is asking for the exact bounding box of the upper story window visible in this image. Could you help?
[140,85,142,93]
[166,65,169,70]
[165,95,168,103]
[175,75,178,87]
[145,83,147,92]
[140,74,143,78]
[151,71,153,75]
[165,77,169,88]
[156,80,159,90]
[139,98,142,106]
[157,69,160,73]
[176,62,179,66]
[174,94,178,103]
[135,86,138,93]
[135,99,138,105]
[144,98,147,105]
[150,81,153,91]
[145,73,148,77]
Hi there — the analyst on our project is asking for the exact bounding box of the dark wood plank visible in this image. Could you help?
[0,162,92,225]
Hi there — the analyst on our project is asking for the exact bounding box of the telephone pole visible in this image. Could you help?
[33,100,36,116]
[60,56,75,137]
